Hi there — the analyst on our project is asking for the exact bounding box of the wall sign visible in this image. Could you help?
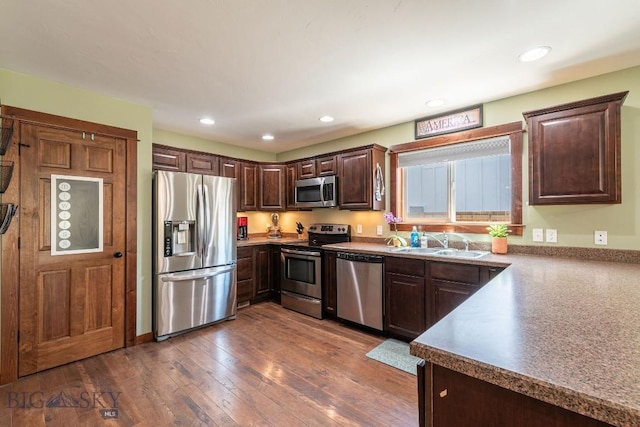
[51,175,103,255]
[415,104,483,139]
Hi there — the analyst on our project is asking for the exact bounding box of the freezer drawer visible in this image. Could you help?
[154,264,237,340]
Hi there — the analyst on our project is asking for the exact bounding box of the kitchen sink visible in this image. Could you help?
[390,247,444,254]
[435,249,490,259]
[390,247,490,259]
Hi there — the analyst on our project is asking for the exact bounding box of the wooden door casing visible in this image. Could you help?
[0,105,137,385]
[18,123,126,376]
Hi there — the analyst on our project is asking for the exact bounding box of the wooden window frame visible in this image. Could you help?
[389,121,524,236]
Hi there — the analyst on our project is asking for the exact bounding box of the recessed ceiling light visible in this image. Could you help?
[518,46,551,62]
[425,99,445,108]
[262,134,274,141]
[199,117,215,125]
[319,115,334,123]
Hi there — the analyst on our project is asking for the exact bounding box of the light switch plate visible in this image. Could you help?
[532,228,544,242]
[546,229,557,243]
[376,225,383,236]
[356,224,363,234]
[595,230,608,245]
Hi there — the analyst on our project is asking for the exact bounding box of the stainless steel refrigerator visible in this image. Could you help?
[153,170,238,341]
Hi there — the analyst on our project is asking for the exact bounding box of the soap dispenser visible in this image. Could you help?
[410,226,420,247]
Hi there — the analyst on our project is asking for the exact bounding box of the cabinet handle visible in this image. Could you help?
[439,389,448,398]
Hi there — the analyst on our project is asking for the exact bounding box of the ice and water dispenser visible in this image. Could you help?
[163,220,196,257]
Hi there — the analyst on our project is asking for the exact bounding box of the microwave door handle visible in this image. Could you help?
[319,178,326,205]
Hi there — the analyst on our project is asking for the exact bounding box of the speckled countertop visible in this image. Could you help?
[237,236,306,247]
[322,242,640,427]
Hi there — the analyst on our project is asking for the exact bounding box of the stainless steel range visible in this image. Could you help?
[280,223,350,319]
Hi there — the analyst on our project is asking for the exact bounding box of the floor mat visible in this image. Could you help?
[366,339,422,375]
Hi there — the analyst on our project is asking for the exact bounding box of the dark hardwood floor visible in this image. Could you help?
[0,302,418,426]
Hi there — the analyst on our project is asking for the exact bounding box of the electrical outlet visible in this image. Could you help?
[595,230,608,245]
[546,229,557,243]
[356,224,363,234]
[376,225,383,236]
[532,228,544,242]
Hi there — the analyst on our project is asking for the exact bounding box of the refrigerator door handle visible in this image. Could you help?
[196,184,205,258]
[203,184,210,260]
[160,264,237,283]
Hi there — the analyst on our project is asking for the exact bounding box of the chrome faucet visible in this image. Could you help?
[424,232,471,250]
[423,232,448,249]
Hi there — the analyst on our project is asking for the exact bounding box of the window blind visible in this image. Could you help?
[398,135,511,167]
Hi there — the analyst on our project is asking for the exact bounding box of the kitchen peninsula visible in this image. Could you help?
[410,253,640,427]
[320,242,640,427]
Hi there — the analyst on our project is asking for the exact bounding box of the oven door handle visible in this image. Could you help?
[281,247,322,257]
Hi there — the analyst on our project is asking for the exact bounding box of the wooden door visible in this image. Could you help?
[18,123,126,376]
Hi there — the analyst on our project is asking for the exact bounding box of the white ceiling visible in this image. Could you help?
[1,0,639,153]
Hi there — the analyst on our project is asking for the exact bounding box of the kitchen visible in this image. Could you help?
[1,1,640,425]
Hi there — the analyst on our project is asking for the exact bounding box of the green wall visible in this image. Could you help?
[0,65,638,342]
[277,66,640,249]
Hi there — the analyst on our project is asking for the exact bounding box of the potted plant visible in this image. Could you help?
[384,212,408,247]
[487,224,510,254]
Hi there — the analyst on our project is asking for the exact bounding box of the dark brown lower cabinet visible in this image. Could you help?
[420,363,612,427]
[253,245,271,303]
[271,246,281,301]
[322,251,337,317]
[384,257,427,340]
[236,246,255,305]
[431,279,479,325]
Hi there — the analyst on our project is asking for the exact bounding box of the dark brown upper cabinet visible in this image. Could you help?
[523,91,628,205]
[259,164,285,211]
[297,155,337,179]
[186,152,219,175]
[152,145,186,172]
[337,145,387,210]
[240,162,259,211]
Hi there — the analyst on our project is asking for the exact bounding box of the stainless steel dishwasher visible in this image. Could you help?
[336,252,384,331]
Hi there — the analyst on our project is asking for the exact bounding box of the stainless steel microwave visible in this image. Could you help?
[294,176,338,208]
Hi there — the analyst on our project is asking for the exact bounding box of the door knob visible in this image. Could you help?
[114,252,123,258]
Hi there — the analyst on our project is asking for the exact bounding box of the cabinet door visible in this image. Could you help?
[337,146,386,210]
[431,365,611,427]
[152,145,186,172]
[385,272,427,340]
[524,91,627,205]
[431,279,479,324]
[240,162,259,211]
[271,246,281,301]
[219,157,239,179]
[297,159,316,179]
[286,163,298,209]
[259,164,285,210]
[253,245,271,302]
[317,155,337,176]
[186,152,219,175]
[237,247,255,304]
[338,149,371,209]
[322,251,337,317]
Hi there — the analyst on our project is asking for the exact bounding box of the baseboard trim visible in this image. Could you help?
[135,332,154,344]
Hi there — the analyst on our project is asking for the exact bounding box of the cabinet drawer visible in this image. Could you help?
[385,257,425,276]
[430,262,480,284]
[237,247,254,281]
[237,279,253,303]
